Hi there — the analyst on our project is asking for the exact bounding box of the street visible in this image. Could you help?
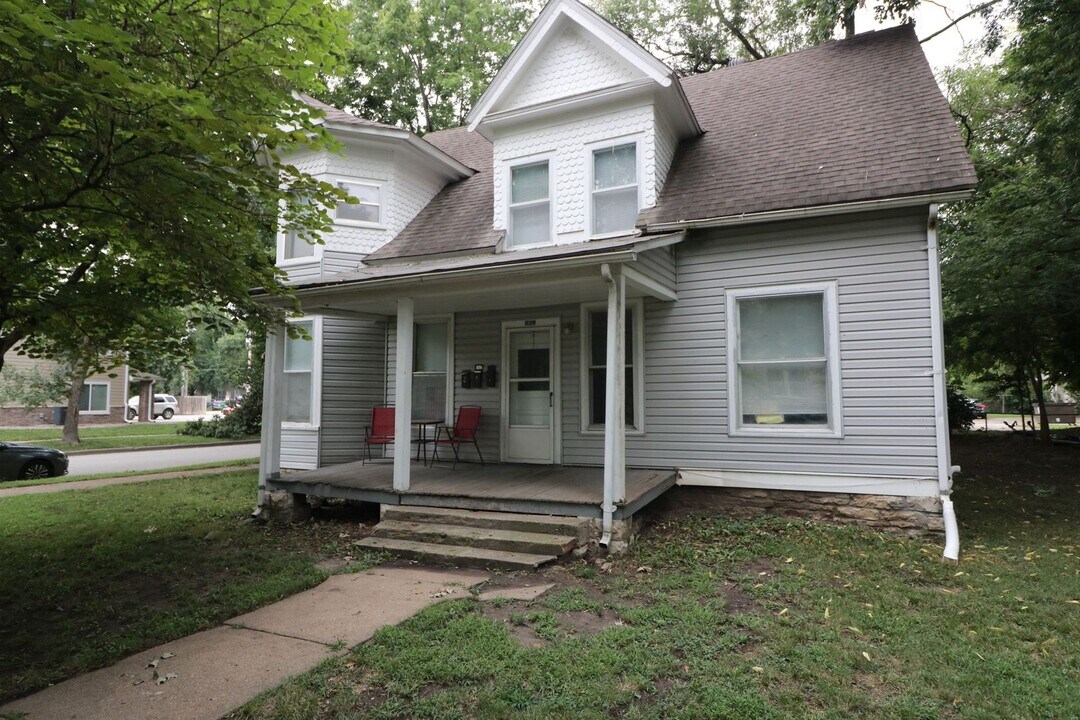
[68,442,259,477]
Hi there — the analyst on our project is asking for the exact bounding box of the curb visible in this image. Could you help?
[64,440,260,456]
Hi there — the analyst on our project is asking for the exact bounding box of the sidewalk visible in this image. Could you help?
[1,566,488,720]
[0,464,258,498]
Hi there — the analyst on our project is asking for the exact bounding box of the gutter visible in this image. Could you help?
[926,203,960,562]
[641,191,974,233]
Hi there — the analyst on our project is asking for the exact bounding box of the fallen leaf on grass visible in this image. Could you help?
[147,659,159,669]
[636,565,652,573]
[161,652,175,659]
[752,666,764,673]
[862,652,871,662]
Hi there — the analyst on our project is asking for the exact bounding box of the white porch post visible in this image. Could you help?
[393,297,414,492]
[602,264,627,521]
[257,324,286,508]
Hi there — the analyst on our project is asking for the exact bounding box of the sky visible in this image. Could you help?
[853,0,1000,73]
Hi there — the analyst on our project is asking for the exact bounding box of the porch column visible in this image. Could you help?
[393,297,414,492]
[257,324,286,507]
[603,265,627,512]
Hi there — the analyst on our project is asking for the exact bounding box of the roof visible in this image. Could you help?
[343,25,975,264]
[300,94,401,132]
[642,25,976,226]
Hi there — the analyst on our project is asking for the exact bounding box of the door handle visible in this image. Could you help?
[549,391,554,408]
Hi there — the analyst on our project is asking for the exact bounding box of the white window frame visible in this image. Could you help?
[412,314,455,424]
[332,177,384,229]
[725,282,843,438]
[585,136,643,240]
[579,299,646,434]
[78,381,110,415]
[276,194,322,267]
[504,153,555,250]
[282,316,323,430]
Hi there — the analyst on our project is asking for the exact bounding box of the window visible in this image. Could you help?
[284,320,316,424]
[727,284,841,435]
[581,300,644,431]
[79,382,109,414]
[591,142,638,236]
[413,320,450,421]
[508,161,550,248]
[282,226,315,261]
[334,180,381,226]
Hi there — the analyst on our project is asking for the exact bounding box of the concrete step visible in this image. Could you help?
[382,506,592,539]
[373,520,577,556]
[353,537,556,570]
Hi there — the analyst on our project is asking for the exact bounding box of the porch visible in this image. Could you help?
[266,462,676,520]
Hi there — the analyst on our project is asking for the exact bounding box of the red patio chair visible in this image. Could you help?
[363,405,395,464]
[432,406,484,468]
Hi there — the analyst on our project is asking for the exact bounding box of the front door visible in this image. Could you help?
[503,322,558,463]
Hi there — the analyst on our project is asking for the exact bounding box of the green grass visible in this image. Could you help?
[0,471,379,702]
[1,459,258,489]
[229,436,1078,720]
[0,422,257,451]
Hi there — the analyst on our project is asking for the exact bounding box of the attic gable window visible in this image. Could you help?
[508,160,551,248]
[591,142,638,236]
[334,180,381,226]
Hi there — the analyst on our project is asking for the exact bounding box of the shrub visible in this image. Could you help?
[947,385,977,431]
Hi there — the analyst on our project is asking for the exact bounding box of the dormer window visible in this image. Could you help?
[508,160,551,248]
[334,180,381,226]
[591,142,638,236]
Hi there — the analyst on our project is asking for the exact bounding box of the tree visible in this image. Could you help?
[594,0,921,74]
[940,0,1080,443]
[0,0,353,376]
[323,0,532,133]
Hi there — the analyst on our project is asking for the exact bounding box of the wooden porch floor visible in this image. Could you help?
[266,461,676,519]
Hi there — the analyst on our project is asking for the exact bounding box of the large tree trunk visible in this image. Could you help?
[1031,372,1052,444]
[62,365,89,445]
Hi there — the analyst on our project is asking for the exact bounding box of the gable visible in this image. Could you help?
[496,23,645,112]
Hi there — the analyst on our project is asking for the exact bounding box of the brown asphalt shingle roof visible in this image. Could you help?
[300,94,401,132]
[356,25,975,263]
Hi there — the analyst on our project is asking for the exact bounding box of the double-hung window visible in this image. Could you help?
[334,180,381,226]
[727,284,841,435]
[79,382,109,414]
[284,320,316,424]
[413,320,450,421]
[591,142,638,236]
[508,161,550,248]
[281,195,315,261]
[581,300,644,431]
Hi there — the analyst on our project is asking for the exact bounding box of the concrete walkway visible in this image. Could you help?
[0,464,258,498]
[1,567,488,720]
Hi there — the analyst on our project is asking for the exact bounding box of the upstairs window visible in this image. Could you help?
[591,143,638,236]
[334,180,381,226]
[508,161,550,248]
[282,227,315,261]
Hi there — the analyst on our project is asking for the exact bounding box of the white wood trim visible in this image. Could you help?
[584,134,644,239]
[393,298,415,491]
[259,326,286,489]
[579,297,645,434]
[677,468,939,498]
[500,317,562,464]
[281,316,323,430]
[622,264,677,302]
[725,281,843,439]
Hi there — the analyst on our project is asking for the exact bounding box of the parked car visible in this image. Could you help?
[967,398,988,419]
[0,442,69,481]
[127,394,180,420]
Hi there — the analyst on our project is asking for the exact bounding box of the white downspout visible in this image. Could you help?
[927,204,960,561]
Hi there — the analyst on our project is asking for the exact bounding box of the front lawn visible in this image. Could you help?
[0,471,377,702]
[231,435,1078,720]
[0,422,256,451]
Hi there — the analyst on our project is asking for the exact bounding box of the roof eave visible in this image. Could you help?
[323,121,475,178]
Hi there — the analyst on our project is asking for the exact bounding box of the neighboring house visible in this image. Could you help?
[256,0,975,555]
[0,351,129,426]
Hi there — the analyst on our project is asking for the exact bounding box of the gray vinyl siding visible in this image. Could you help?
[633,247,677,290]
[319,317,387,466]
[559,207,939,477]
[321,250,366,276]
[281,428,319,470]
[283,260,322,283]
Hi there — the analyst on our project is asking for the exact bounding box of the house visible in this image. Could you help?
[255,0,975,560]
[0,351,130,426]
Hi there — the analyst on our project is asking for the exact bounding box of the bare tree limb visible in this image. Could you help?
[920,0,1004,44]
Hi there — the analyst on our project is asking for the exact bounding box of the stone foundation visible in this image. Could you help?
[585,513,646,553]
[656,486,944,537]
[259,489,313,523]
[0,406,126,428]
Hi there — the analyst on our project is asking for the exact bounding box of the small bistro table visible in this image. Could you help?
[412,417,443,465]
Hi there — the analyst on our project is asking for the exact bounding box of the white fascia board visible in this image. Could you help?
[323,122,473,179]
[467,0,677,132]
[677,468,940,498]
[643,191,975,233]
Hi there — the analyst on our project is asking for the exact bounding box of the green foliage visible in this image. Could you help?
[940,1,1080,436]
[0,0,352,373]
[323,0,531,133]
[946,384,976,431]
[0,364,70,410]
[179,334,265,439]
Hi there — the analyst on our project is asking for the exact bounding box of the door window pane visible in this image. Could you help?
[412,320,448,421]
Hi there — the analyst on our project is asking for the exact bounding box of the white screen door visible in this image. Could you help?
[504,325,556,463]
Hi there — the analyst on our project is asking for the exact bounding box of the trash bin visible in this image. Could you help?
[51,406,67,425]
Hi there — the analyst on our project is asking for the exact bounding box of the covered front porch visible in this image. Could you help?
[266,462,676,519]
